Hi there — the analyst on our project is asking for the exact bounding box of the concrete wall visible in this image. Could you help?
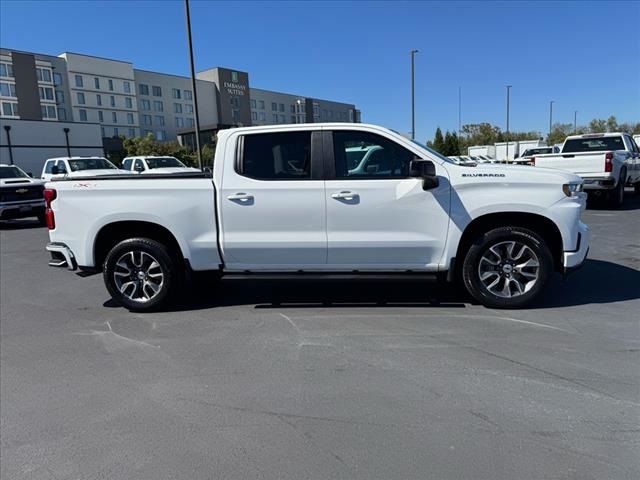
[0,118,103,175]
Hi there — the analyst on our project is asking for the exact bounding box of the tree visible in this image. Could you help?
[432,127,445,153]
[443,131,461,156]
[606,115,618,133]
[547,123,575,146]
[589,118,607,133]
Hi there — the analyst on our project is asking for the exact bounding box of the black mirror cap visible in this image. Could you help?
[409,159,436,178]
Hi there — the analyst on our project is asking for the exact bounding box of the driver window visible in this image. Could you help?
[134,159,145,171]
[333,131,414,179]
[122,159,132,170]
[56,161,67,173]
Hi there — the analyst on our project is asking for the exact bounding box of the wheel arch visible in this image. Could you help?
[94,220,184,270]
[454,212,564,275]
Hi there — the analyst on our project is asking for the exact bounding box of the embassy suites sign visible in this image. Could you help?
[223,81,247,96]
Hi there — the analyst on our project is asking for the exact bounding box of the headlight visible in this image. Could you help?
[562,182,583,197]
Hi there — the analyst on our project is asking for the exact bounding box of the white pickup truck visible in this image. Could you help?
[532,133,640,207]
[44,123,590,310]
[121,156,200,174]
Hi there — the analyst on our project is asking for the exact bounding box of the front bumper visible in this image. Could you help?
[563,221,590,272]
[0,200,45,220]
[46,242,77,270]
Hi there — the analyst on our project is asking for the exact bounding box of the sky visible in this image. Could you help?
[1,0,639,142]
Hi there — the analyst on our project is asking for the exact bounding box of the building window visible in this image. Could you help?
[0,82,16,97]
[112,111,118,123]
[110,95,116,107]
[96,94,102,106]
[279,114,285,123]
[152,85,162,97]
[172,88,181,99]
[101,127,105,137]
[55,90,64,103]
[251,99,256,109]
[251,111,257,121]
[259,100,265,109]
[0,63,14,78]
[79,109,87,121]
[279,103,284,112]
[259,112,265,121]
[108,79,114,91]
[53,72,62,86]
[142,114,152,125]
[75,75,83,87]
[186,118,194,128]
[175,117,184,128]
[1,102,18,116]
[291,115,296,123]
[290,105,296,113]
[184,90,192,100]
[36,68,52,83]
[139,84,149,95]
[155,115,165,126]
[174,103,182,113]
[272,113,278,122]
[94,77,100,89]
[39,87,54,101]
[128,128,136,137]
[272,102,277,111]
[123,81,131,93]
[125,97,133,108]
[185,104,193,114]
[41,105,56,119]
[154,100,163,112]
[141,99,151,111]
[127,113,134,124]
[156,130,166,141]
[77,92,85,104]
[113,127,119,136]
[98,110,104,122]
[57,107,66,120]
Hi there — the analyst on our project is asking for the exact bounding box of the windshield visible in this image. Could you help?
[409,139,457,164]
[68,158,117,171]
[0,166,29,178]
[523,148,551,156]
[145,157,187,169]
[563,136,624,153]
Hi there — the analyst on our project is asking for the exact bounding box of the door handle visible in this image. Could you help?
[227,192,254,202]
[331,191,358,200]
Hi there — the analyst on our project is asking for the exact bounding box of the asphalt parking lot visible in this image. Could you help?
[1,192,639,480]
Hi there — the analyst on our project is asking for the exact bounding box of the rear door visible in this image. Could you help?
[324,129,451,270]
[220,129,327,270]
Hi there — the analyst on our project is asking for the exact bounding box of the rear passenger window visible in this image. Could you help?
[240,131,311,180]
[44,161,54,174]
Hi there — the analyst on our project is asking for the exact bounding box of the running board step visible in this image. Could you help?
[222,273,440,281]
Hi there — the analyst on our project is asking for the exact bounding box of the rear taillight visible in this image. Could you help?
[43,188,57,230]
[530,156,535,166]
[604,152,613,172]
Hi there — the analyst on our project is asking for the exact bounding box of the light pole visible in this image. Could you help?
[410,49,418,140]
[458,86,462,136]
[506,85,512,161]
[549,100,554,138]
[184,0,202,171]
[574,110,578,133]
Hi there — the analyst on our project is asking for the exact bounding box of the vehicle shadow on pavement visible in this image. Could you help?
[587,190,640,211]
[0,218,44,230]
[536,259,640,308]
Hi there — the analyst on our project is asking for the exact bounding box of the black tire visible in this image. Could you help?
[634,183,640,195]
[36,213,47,226]
[103,237,177,311]
[461,227,553,309]
[608,172,625,208]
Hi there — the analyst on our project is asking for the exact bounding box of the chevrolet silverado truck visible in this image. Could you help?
[121,156,200,174]
[1,164,46,224]
[531,133,640,207]
[44,123,590,310]
[41,156,128,181]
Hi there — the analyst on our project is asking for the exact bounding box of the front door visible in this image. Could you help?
[220,129,327,270]
[325,129,451,270]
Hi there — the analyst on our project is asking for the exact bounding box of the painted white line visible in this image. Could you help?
[279,312,302,335]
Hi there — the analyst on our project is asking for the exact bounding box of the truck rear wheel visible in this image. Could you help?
[461,227,553,309]
[103,238,176,311]
[608,172,625,208]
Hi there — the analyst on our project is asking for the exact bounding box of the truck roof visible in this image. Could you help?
[123,155,180,160]
[221,122,386,135]
[46,156,108,161]
[565,132,627,140]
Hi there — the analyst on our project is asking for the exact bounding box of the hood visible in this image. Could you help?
[0,177,45,187]
[454,162,583,184]
[140,167,200,174]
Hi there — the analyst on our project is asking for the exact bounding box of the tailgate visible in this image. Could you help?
[535,152,605,174]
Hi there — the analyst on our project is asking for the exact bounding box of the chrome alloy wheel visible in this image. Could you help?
[113,251,164,303]
[477,241,540,298]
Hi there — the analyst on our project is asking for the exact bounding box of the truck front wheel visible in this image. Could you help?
[461,227,553,309]
[103,238,176,311]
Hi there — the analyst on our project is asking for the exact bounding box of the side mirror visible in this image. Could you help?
[51,165,59,175]
[409,159,439,189]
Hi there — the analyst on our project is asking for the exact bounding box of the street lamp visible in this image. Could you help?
[549,100,554,138]
[506,85,512,161]
[574,110,578,133]
[410,49,418,140]
[184,0,202,171]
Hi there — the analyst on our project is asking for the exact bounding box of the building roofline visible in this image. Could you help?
[58,51,133,64]
[250,87,356,107]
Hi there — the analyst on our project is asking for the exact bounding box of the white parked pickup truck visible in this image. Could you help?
[44,123,590,310]
[532,133,640,207]
[121,156,200,174]
[41,156,129,181]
